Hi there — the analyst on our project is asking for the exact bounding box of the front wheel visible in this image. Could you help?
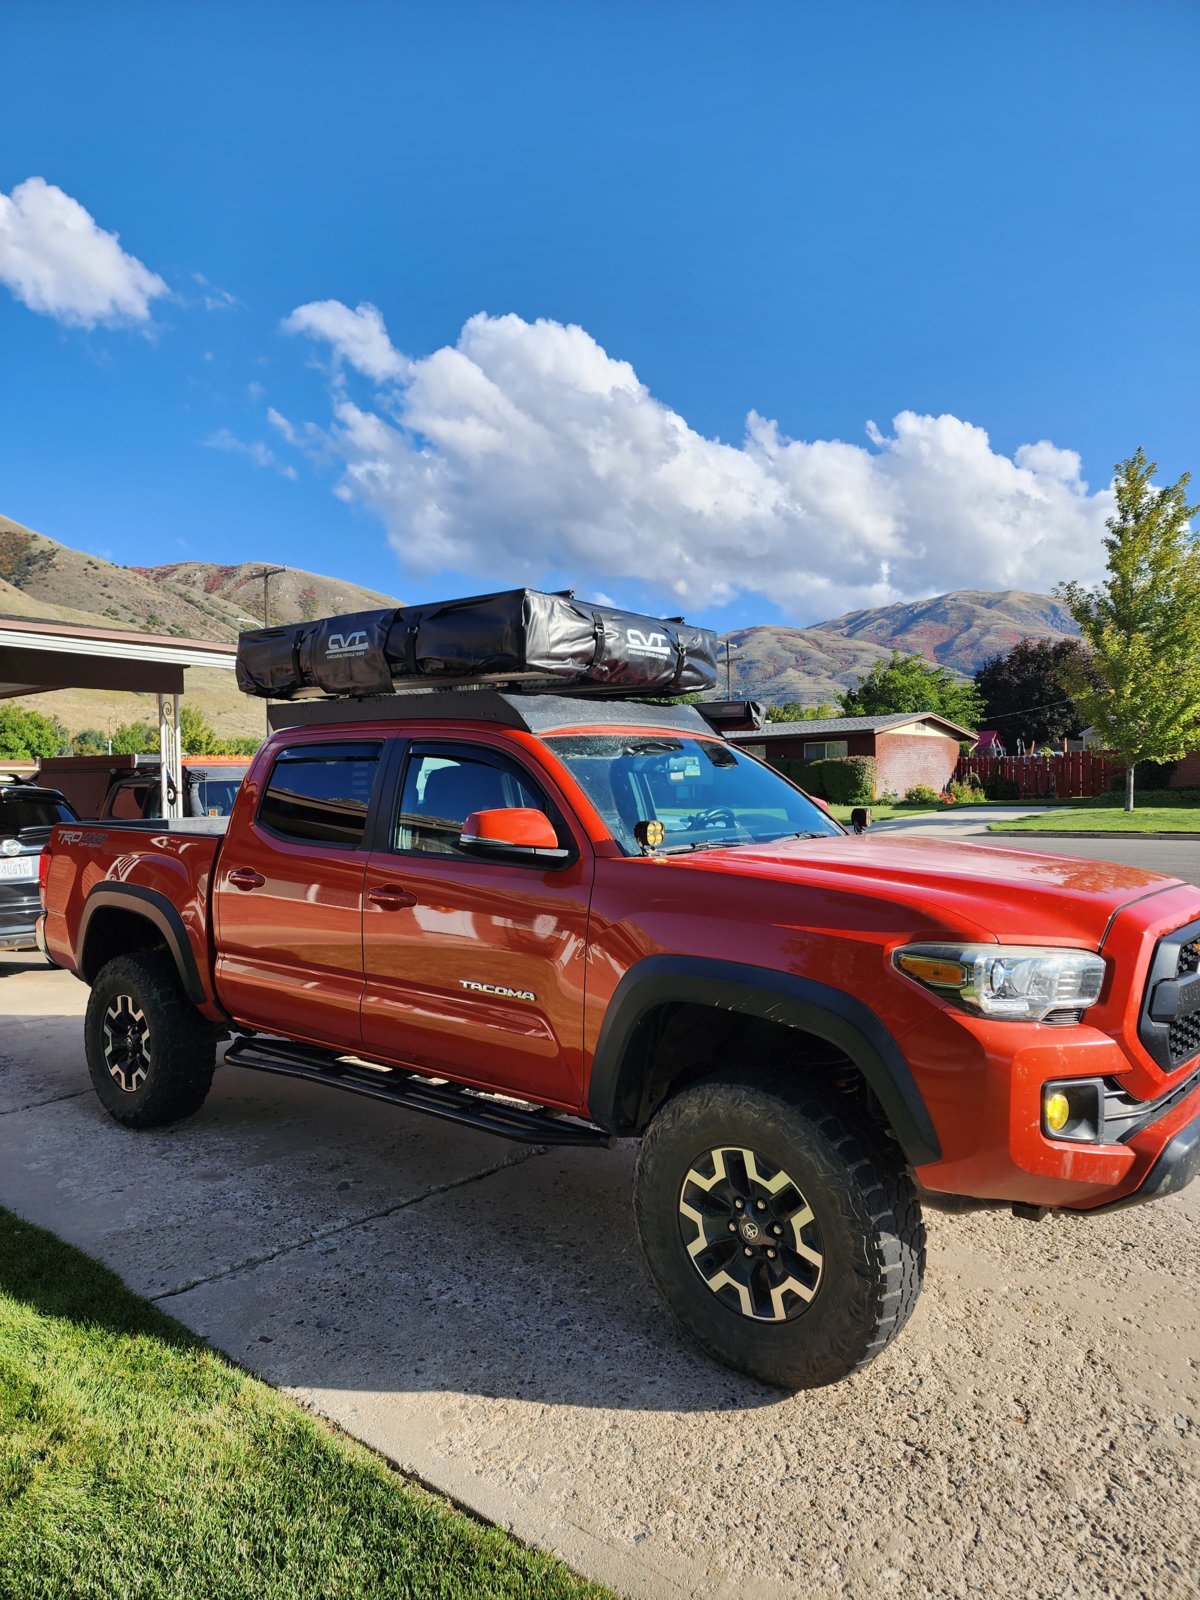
[85,950,216,1128]
[633,1074,925,1389]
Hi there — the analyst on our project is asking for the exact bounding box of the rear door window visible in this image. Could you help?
[258,743,382,847]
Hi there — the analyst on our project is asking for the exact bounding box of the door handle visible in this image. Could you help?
[367,883,417,910]
[228,867,266,891]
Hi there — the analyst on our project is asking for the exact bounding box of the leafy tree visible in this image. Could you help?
[109,721,158,755]
[839,651,982,728]
[766,701,838,722]
[0,705,69,760]
[216,736,262,757]
[179,703,222,755]
[1058,448,1200,811]
[974,638,1102,749]
[70,728,110,756]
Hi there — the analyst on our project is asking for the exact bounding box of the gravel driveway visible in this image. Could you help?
[2,841,1198,1598]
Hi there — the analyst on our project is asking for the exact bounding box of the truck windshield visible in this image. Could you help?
[545,734,843,854]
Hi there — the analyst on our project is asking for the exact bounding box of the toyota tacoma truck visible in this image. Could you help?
[40,690,1200,1389]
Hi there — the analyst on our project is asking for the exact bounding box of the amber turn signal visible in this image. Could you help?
[895,953,966,987]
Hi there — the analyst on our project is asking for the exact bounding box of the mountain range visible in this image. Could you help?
[0,511,1080,736]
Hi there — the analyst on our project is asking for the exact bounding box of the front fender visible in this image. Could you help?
[586,953,941,1166]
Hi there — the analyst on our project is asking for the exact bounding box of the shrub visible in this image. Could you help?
[948,776,988,805]
[983,775,1020,801]
[903,783,942,806]
[774,755,876,804]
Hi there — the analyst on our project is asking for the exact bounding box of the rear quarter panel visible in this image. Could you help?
[45,823,222,1014]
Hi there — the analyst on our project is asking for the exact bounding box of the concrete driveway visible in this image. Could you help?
[2,915,1198,1598]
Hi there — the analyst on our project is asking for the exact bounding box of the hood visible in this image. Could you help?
[672,833,1183,947]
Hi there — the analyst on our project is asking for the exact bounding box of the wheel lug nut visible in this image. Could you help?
[728,1222,736,1231]
[772,1225,783,1236]
[743,1247,753,1257]
[756,1200,766,1211]
[734,1199,744,1210]
[767,1249,777,1259]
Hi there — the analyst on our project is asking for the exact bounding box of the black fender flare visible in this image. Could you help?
[78,884,208,1008]
[587,954,941,1166]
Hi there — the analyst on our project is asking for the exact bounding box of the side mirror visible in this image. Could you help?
[850,807,872,834]
[460,807,570,862]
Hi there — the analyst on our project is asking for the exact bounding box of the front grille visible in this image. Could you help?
[1168,942,1200,1066]
[1138,918,1200,1074]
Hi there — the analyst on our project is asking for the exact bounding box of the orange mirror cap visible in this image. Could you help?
[461,807,559,850]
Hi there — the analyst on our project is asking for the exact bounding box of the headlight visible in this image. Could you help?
[894,943,1106,1022]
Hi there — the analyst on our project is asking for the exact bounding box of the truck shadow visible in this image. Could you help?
[4,1068,787,1414]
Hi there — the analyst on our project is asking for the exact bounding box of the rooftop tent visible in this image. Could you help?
[236,589,718,701]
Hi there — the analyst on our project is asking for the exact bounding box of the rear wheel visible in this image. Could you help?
[633,1073,925,1389]
[85,951,216,1128]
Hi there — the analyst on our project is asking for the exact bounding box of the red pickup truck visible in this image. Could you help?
[40,690,1200,1388]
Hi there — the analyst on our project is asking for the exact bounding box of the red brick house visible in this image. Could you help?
[732,712,972,799]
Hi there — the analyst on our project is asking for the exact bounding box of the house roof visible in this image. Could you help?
[730,711,974,741]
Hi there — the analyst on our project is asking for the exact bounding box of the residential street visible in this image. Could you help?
[2,833,1198,1600]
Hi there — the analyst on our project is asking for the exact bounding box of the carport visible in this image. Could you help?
[0,616,238,818]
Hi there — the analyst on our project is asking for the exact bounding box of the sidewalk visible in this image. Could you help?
[868,805,1054,838]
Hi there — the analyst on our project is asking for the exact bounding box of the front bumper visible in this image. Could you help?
[1091,1105,1200,1211]
[908,1005,1200,1211]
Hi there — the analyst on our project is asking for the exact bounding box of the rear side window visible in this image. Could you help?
[0,795,76,834]
[258,742,381,847]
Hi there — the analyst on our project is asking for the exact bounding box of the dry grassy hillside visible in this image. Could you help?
[0,513,398,740]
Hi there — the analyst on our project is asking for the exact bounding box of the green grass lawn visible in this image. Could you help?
[0,1209,609,1600]
[989,804,1200,834]
[828,802,942,822]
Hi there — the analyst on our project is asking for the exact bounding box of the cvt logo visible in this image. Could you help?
[326,630,370,657]
[626,628,672,659]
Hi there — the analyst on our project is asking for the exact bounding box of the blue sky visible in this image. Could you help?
[1,0,1196,629]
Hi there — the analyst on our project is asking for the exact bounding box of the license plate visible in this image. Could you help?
[0,855,36,882]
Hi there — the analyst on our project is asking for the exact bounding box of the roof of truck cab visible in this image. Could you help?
[266,689,712,738]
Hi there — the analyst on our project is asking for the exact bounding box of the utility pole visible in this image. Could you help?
[722,639,740,699]
[252,565,287,628]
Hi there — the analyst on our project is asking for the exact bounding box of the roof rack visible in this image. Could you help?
[267,689,713,737]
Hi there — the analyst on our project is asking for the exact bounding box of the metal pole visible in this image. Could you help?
[157,692,183,821]
[254,565,286,628]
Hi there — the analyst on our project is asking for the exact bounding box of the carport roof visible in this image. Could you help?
[0,613,237,699]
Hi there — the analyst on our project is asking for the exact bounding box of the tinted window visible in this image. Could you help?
[110,783,152,820]
[395,750,547,855]
[0,794,76,835]
[259,743,381,847]
[546,734,842,854]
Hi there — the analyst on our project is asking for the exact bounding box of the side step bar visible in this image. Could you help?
[223,1036,616,1149]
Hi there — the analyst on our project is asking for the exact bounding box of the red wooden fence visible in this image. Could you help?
[955,751,1118,799]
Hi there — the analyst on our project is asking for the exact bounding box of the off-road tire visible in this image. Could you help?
[85,950,216,1128]
[633,1073,925,1389]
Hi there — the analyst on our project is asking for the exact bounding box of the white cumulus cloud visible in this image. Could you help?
[203,428,297,480]
[0,177,168,327]
[284,305,1113,621]
[283,299,409,383]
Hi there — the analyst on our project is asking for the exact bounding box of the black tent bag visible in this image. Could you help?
[235,589,718,700]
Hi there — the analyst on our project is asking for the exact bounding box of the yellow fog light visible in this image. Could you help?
[1043,1090,1071,1134]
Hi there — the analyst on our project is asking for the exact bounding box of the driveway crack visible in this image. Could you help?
[0,1087,90,1116]
[152,1143,548,1301]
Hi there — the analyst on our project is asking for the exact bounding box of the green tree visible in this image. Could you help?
[70,728,110,755]
[839,651,982,728]
[0,705,69,760]
[974,637,1102,749]
[179,703,222,755]
[109,720,158,755]
[766,701,838,722]
[1057,448,1200,811]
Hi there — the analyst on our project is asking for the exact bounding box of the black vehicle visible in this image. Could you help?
[0,781,79,952]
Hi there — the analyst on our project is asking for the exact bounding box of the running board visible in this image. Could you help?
[223,1036,616,1148]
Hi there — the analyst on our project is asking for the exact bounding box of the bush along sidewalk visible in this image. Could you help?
[0,1209,610,1600]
